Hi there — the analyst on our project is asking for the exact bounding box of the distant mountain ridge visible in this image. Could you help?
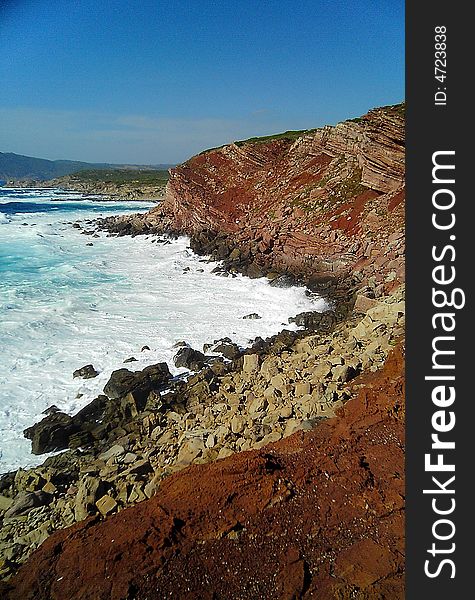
[0,152,173,182]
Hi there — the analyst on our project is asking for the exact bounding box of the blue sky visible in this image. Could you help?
[0,0,404,164]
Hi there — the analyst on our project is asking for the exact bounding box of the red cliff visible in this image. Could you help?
[142,103,405,294]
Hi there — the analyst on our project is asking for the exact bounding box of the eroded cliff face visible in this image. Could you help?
[143,104,404,294]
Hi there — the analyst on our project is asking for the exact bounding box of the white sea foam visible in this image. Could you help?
[0,190,326,472]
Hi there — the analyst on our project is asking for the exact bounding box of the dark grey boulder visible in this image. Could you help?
[24,412,78,455]
[42,405,60,415]
[103,363,172,400]
[289,310,338,332]
[4,491,52,518]
[72,395,109,428]
[173,347,207,371]
[269,274,296,288]
[211,341,241,360]
[73,364,99,379]
[246,263,264,279]
[103,369,138,399]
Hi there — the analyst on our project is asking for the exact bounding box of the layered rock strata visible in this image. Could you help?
[96,104,404,298]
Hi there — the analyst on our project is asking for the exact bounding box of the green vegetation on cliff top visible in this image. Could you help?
[65,169,169,185]
[234,129,318,146]
[198,103,404,157]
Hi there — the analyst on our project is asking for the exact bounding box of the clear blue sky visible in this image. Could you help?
[0,0,404,164]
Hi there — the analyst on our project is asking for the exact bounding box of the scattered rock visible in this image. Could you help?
[269,274,296,288]
[98,445,125,462]
[73,364,99,379]
[41,405,60,415]
[354,294,378,313]
[242,354,260,373]
[95,495,117,516]
[0,495,14,512]
[103,363,171,400]
[173,347,207,371]
[206,339,241,360]
[24,412,77,455]
[242,313,261,320]
[4,491,51,518]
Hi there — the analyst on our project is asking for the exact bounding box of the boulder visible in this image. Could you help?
[72,395,109,429]
[243,354,260,373]
[242,313,261,320]
[0,472,15,494]
[269,330,298,352]
[24,412,78,455]
[246,263,264,279]
[42,405,60,415]
[289,310,338,332]
[294,382,312,397]
[0,495,13,512]
[98,444,125,462]
[206,338,241,360]
[269,274,296,288]
[73,364,99,379]
[141,363,173,387]
[103,369,139,399]
[96,495,117,516]
[4,491,52,518]
[74,476,107,522]
[354,294,378,313]
[103,363,171,400]
[173,347,207,371]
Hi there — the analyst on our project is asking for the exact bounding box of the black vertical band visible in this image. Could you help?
[406,3,471,597]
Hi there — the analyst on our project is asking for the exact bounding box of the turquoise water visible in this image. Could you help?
[0,188,324,473]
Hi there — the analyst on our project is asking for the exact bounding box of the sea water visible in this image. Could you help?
[0,188,325,473]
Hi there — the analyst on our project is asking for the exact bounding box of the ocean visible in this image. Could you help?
[0,188,325,473]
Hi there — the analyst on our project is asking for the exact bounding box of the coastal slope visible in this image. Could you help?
[5,345,404,600]
[1,104,405,598]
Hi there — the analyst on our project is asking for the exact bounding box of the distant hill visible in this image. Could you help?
[0,152,173,181]
[25,168,170,200]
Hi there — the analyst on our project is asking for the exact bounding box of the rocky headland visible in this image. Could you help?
[0,103,405,599]
[10,168,169,201]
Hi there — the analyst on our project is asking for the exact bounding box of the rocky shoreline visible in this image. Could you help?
[6,180,165,202]
[8,174,167,202]
[1,103,405,598]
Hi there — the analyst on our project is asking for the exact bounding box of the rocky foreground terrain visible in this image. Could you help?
[0,104,405,599]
